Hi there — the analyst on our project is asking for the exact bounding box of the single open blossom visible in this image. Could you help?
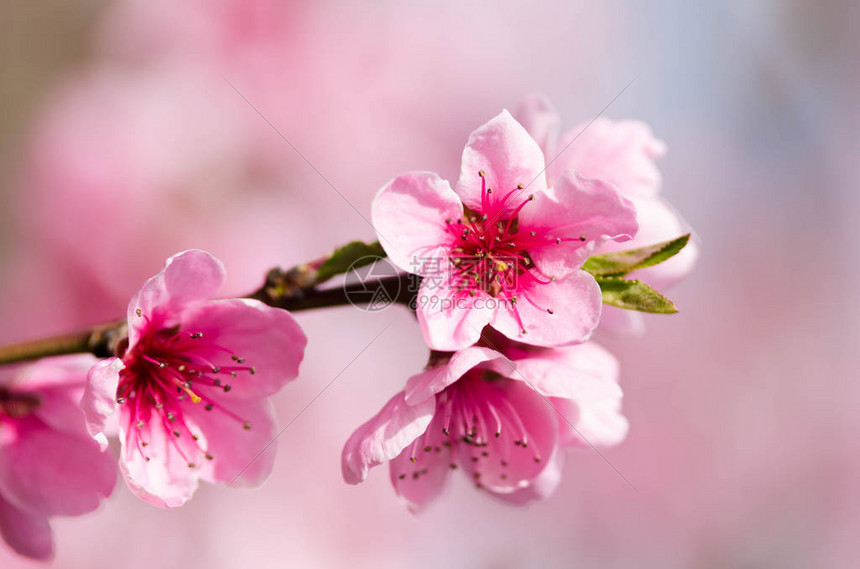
[341,336,626,511]
[514,94,699,333]
[81,250,307,508]
[0,356,116,560]
[372,110,638,351]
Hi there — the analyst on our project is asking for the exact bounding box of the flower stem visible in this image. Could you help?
[0,273,416,367]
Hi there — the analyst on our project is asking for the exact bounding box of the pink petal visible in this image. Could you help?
[455,110,548,215]
[178,298,307,399]
[547,117,666,199]
[552,396,629,448]
[0,418,116,517]
[597,306,646,336]
[404,346,499,405]
[389,429,452,512]
[342,391,436,485]
[0,495,53,561]
[491,342,622,402]
[371,172,462,274]
[82,357,123,450]
[117,407,200,508]
[512,93,560,159]
[521,171,638,277]
[491,271,602,347]
[600,196,699,291]
[127,250,226,344]
[11,354,95,391]
[492,446,564,505]
[183,396,279,488]
[455,379,558,495]
[415,281,493,351]
[14,355,97,439]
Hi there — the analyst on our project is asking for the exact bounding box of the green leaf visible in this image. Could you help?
[597,277,679,314]
[583,234,690,277]
[315,240,387,283]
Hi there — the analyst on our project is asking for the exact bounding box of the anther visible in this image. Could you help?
[173,430,181,438]
[547,308,554,314]
[243,421,252,430]
[188,462,196,468]
[478,170,485,177]
[135,309,142,317]
[517,184,524,189]
[579,235,587,241]
[205,454,214,460]
[116,397,126,404]
[424,446,432,452]
[223,385,232,392]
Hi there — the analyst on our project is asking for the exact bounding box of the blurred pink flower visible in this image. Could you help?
[514,94,700,333]
[372,110,637,351]
[81,250,307,508]
[342,339,626,511]
[0,356,116,560]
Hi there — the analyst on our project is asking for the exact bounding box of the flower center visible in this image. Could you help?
[442,171,584,332]
[118,323,255,467]
[396,370,543,488]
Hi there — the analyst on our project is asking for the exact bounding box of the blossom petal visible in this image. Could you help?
[0,495,53,561]
[455,379,558,495]
[127,250,226,344]
[492,342,622,402]
[492,446,564,505]
[512,93,560,158]
[597,306,646,336]
[455,110,548,215]
[521,171,638,277]
[548,117,666,199]
[491,271,602,347]
[415,281,493,351]
[183,396,279,488]
[371,172,462,274]
[0,418,116,517]
[178,298,307,399]
[117,405,200,508]
[16,355,97,439]
[342,391,436,485]
[341,391,436,484]
[552,396,629,448]
[389,428,452,512]
[404,346,499,405]
[600,196,699,291]
[81,357,123,450]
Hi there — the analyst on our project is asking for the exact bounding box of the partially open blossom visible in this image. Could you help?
[514,94,699,333]
[81,250,307,508]
[0,356,116,560]
[372,110,638,351]
[341,336,626,511]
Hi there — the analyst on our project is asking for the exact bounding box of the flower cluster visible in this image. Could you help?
[0,98,695,559]
[343,102,695,508]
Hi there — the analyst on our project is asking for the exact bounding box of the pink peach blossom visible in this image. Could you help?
[514,94,699,333]
[372,110,638,351]
[81,250,306,508]
[0,356,116,560]
[342,338,626,511]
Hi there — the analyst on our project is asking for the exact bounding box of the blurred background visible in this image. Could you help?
[1,1,858,567]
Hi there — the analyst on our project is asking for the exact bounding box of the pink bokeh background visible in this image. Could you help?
[0,1,857,567]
